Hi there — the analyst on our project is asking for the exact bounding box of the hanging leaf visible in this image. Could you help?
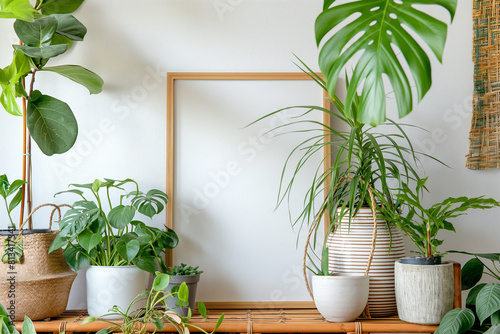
[461,258,484,291]
[14,16,58,46]
[39,0,84,15]
[116,239,140,262]
[0,0,36,21]
[41,65,103,94]
[315,0,457,126]
[51,14,86,41]
[27,90,78,155]
[0,50,31,116]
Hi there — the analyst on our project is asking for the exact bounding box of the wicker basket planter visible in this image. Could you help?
[0,229,76,321]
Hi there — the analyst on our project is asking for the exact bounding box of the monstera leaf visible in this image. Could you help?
[316,0,457,126]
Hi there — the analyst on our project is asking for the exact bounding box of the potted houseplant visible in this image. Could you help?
[49,178,179,318]
[163,263,204,317]
[82,272,224,334]
[251,74,427,317]
[250,0,458,318]
[0,0,102,320]
[0,302,37,334]
[436,251,500,334]
[385,177,500,325]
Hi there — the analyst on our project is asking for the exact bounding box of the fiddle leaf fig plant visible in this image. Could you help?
[0,0,103,155]
[49,178,179,273]
[316,0,457,125]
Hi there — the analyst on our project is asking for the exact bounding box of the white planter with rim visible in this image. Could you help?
[394,260,454,325]
[86,265,151,318]
[312,273,369,322]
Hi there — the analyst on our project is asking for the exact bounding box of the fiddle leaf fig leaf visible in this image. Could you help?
[27,90,78,155]
[315,0,457,125]
[108,205,135,229]
[39,0,84,15]
[13,43,69,59]
[51,14,86,41]
[41,65,103,94]
[14,16,58,47]
[0,0,37,21]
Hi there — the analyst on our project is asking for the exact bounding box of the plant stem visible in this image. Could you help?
[426,225,432,257]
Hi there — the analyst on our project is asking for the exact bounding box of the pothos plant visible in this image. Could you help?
[83,272,224,334]
[385,177,500,258]
[48,178,178,273]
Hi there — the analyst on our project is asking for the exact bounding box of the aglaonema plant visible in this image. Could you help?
[49,178,178,273]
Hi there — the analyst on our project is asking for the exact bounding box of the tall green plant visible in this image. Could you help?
[316,0,457,125]
[0,0,103,155]
[251,71,430,274]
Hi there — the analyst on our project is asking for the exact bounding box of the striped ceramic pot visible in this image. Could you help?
[327,208,405,317]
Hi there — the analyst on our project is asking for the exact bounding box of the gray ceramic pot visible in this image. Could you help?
[165,274,201,317]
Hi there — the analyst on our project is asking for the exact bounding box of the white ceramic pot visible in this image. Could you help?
[312,273,369,322]
[328,208,406,317]
[86,266,151,318]
[395,260,454,325]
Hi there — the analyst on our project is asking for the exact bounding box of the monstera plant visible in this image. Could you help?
[0,0,103,226]
[316,0,457,125]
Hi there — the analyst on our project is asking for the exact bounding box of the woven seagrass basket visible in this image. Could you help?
[0,204,76,321]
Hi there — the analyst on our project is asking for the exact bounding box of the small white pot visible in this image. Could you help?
[86,266,151,319]
[395,261,454,325]
[312,273,369,322]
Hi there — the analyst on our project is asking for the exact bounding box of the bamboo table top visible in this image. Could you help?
[14,309,439,334]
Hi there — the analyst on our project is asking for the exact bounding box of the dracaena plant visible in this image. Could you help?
[1,0,103,155]
[316,0,457,125]
[48,178,178,273]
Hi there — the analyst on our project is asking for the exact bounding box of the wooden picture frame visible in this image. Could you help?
[166,73,331,309]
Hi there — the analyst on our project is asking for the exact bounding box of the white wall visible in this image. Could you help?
[0,0,491,309]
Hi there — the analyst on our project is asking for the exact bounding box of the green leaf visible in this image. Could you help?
[0,304,15,334]
[315,0,457,125]
[198,302,207,318]
[21,317,36,334]
[0,50,31,116]
[485,325,500,334]
[0,0,36,21]
[39,0,84,15]
[77,230,102,253]
[63,245,89,272]
[132,189,168,218]
[450,251,500,263]
[27,91,78,156]
[434,308,475,334]
[14,16,58,47]
[493,312,500,326]
[152,273,170,291]
[132,256,156,274]
[51,14,86,41]
[116,239,140,262]
[467,283,487,306]
[80,316,96,325]
[462,258,484,290]
[477,283,500,324]
[13,43,69,59]
[214,313,224,331]
[41,65,103,95]
[151,318,164,331]
[108,205,135,229]
[178,282,189,302]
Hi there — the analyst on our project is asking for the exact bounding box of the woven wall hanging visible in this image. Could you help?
[467,0,500,170]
